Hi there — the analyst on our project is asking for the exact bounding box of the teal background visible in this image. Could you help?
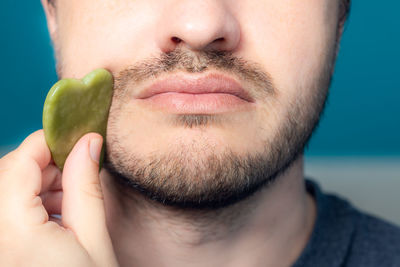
[0,0,399,156]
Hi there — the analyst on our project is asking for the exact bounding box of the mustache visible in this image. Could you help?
[113,48,275,98]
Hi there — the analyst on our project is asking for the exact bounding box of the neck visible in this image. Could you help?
[101,156,316,267]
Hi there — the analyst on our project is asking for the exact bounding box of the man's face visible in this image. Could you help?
[47,0,341,208]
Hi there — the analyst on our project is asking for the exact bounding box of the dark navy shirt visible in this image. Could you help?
[293,179,400,267]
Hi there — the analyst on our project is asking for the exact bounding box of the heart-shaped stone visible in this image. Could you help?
[43,69,113,170]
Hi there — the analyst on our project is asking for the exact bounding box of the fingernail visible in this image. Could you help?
[89,138,103,164]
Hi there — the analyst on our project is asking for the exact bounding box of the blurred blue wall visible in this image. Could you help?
[0,0,399,156]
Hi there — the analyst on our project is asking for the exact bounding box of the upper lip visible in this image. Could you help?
[135,73,254,102]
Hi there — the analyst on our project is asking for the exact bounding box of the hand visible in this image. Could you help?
[0,130,119,267]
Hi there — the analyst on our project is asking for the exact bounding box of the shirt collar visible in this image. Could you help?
[292,179,357,267]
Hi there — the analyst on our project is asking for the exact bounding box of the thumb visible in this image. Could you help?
[61,133,117,266]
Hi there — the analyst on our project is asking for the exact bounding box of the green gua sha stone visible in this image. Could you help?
[43,68,113,170]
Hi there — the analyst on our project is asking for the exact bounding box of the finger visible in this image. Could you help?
[41,164,62,193]
[15,129,52,170]
[62,133,117,266]
[0,130,51,193]
[0,130,51,227]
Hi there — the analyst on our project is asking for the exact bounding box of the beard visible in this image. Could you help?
[103,48,335,210]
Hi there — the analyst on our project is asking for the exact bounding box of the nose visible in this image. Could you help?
[155,1,241,53]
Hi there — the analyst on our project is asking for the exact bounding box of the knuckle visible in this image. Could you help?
[0,150,32,173]
[0,152,23,187]
[81,181,104,200]
[0,151,18,172]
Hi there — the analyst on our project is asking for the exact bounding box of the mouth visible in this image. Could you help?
[134,73,256,114]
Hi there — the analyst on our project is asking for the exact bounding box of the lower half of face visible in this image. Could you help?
[104,47,335,209]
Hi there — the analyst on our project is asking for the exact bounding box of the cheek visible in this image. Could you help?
[56,0,161,78]
[238,0,338,108]
[107,101,161,155]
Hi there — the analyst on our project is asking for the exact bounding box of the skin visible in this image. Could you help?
[0,0,346,266]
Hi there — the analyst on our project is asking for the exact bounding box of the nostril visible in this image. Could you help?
[171,37,182,44]
[214,37,225,43]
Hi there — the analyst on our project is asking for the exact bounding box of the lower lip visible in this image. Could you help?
[136,92,254,114]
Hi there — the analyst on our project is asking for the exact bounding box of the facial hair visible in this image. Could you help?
[104,48,334,210]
